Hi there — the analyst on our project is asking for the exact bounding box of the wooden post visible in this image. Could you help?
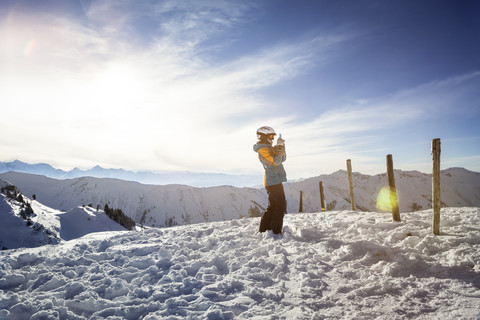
[346,159,356,211]
[386,154,401,222]
[299,190,303,213]
[432,138,441,235]
[319,181,325,212]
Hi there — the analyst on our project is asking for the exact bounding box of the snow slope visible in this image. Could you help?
[0,180,127,249]
[0,196,60,250]
[56,206,128,241]
[0,208,479,319]
[1,168,479,228]
[0,180,61,249]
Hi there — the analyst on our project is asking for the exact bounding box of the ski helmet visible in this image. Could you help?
[256,126,276,143]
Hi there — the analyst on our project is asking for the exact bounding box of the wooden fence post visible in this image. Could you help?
[319,181,325,212]
[299,190,303,213]
[346,159,356,211]
[432,138,441,235]
[386,154,401,222]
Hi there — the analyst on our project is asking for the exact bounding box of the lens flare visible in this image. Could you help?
[24,40,36,57]
[376,186,398,212]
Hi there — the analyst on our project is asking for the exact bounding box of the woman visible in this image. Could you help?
[253,126,287,234]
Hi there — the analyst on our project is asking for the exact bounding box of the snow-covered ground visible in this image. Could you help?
[1,208,479,319]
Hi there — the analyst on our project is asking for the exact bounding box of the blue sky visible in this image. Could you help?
[0,0,479,180]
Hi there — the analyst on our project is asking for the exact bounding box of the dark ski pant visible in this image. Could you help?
[259,183,287,234]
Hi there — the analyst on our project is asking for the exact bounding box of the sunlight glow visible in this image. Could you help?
[376,186,399,212]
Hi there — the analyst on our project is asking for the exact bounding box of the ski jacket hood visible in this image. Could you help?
[253,142,287,186]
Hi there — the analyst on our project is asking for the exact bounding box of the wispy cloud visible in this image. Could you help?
[1,1,478,177]
[273,71,480,177]
[391,71,480,116]
[0,0,353,173]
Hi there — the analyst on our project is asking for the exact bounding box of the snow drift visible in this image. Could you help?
[0,208,479,319]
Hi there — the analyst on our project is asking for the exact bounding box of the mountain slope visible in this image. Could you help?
[1,168,479,228]
[56,206,128,241]
[287,167,480,213]
[0,180,61,249]
[0,172,267,227]
[0,179,128,249]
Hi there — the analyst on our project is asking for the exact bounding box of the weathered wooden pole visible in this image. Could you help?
[299,190,303,213]
[432,138,441,235]
[346,159,356,211]
[386,154,401,222]
[319,181,325,212]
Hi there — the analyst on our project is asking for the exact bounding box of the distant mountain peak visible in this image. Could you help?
[0,160,259,187]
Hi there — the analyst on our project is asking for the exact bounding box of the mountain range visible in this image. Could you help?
[0,160,259,187]
[1,167,478,233]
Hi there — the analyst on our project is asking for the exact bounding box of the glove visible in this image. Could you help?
[276,133,285,147]
[275,145,285,158]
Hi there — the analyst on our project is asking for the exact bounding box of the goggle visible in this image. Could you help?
[257,133,276,141]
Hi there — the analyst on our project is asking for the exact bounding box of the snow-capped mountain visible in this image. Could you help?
[0,160,258,187]
[286,167,480,213]
[0,160,66,178]
[0,167,478,229]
